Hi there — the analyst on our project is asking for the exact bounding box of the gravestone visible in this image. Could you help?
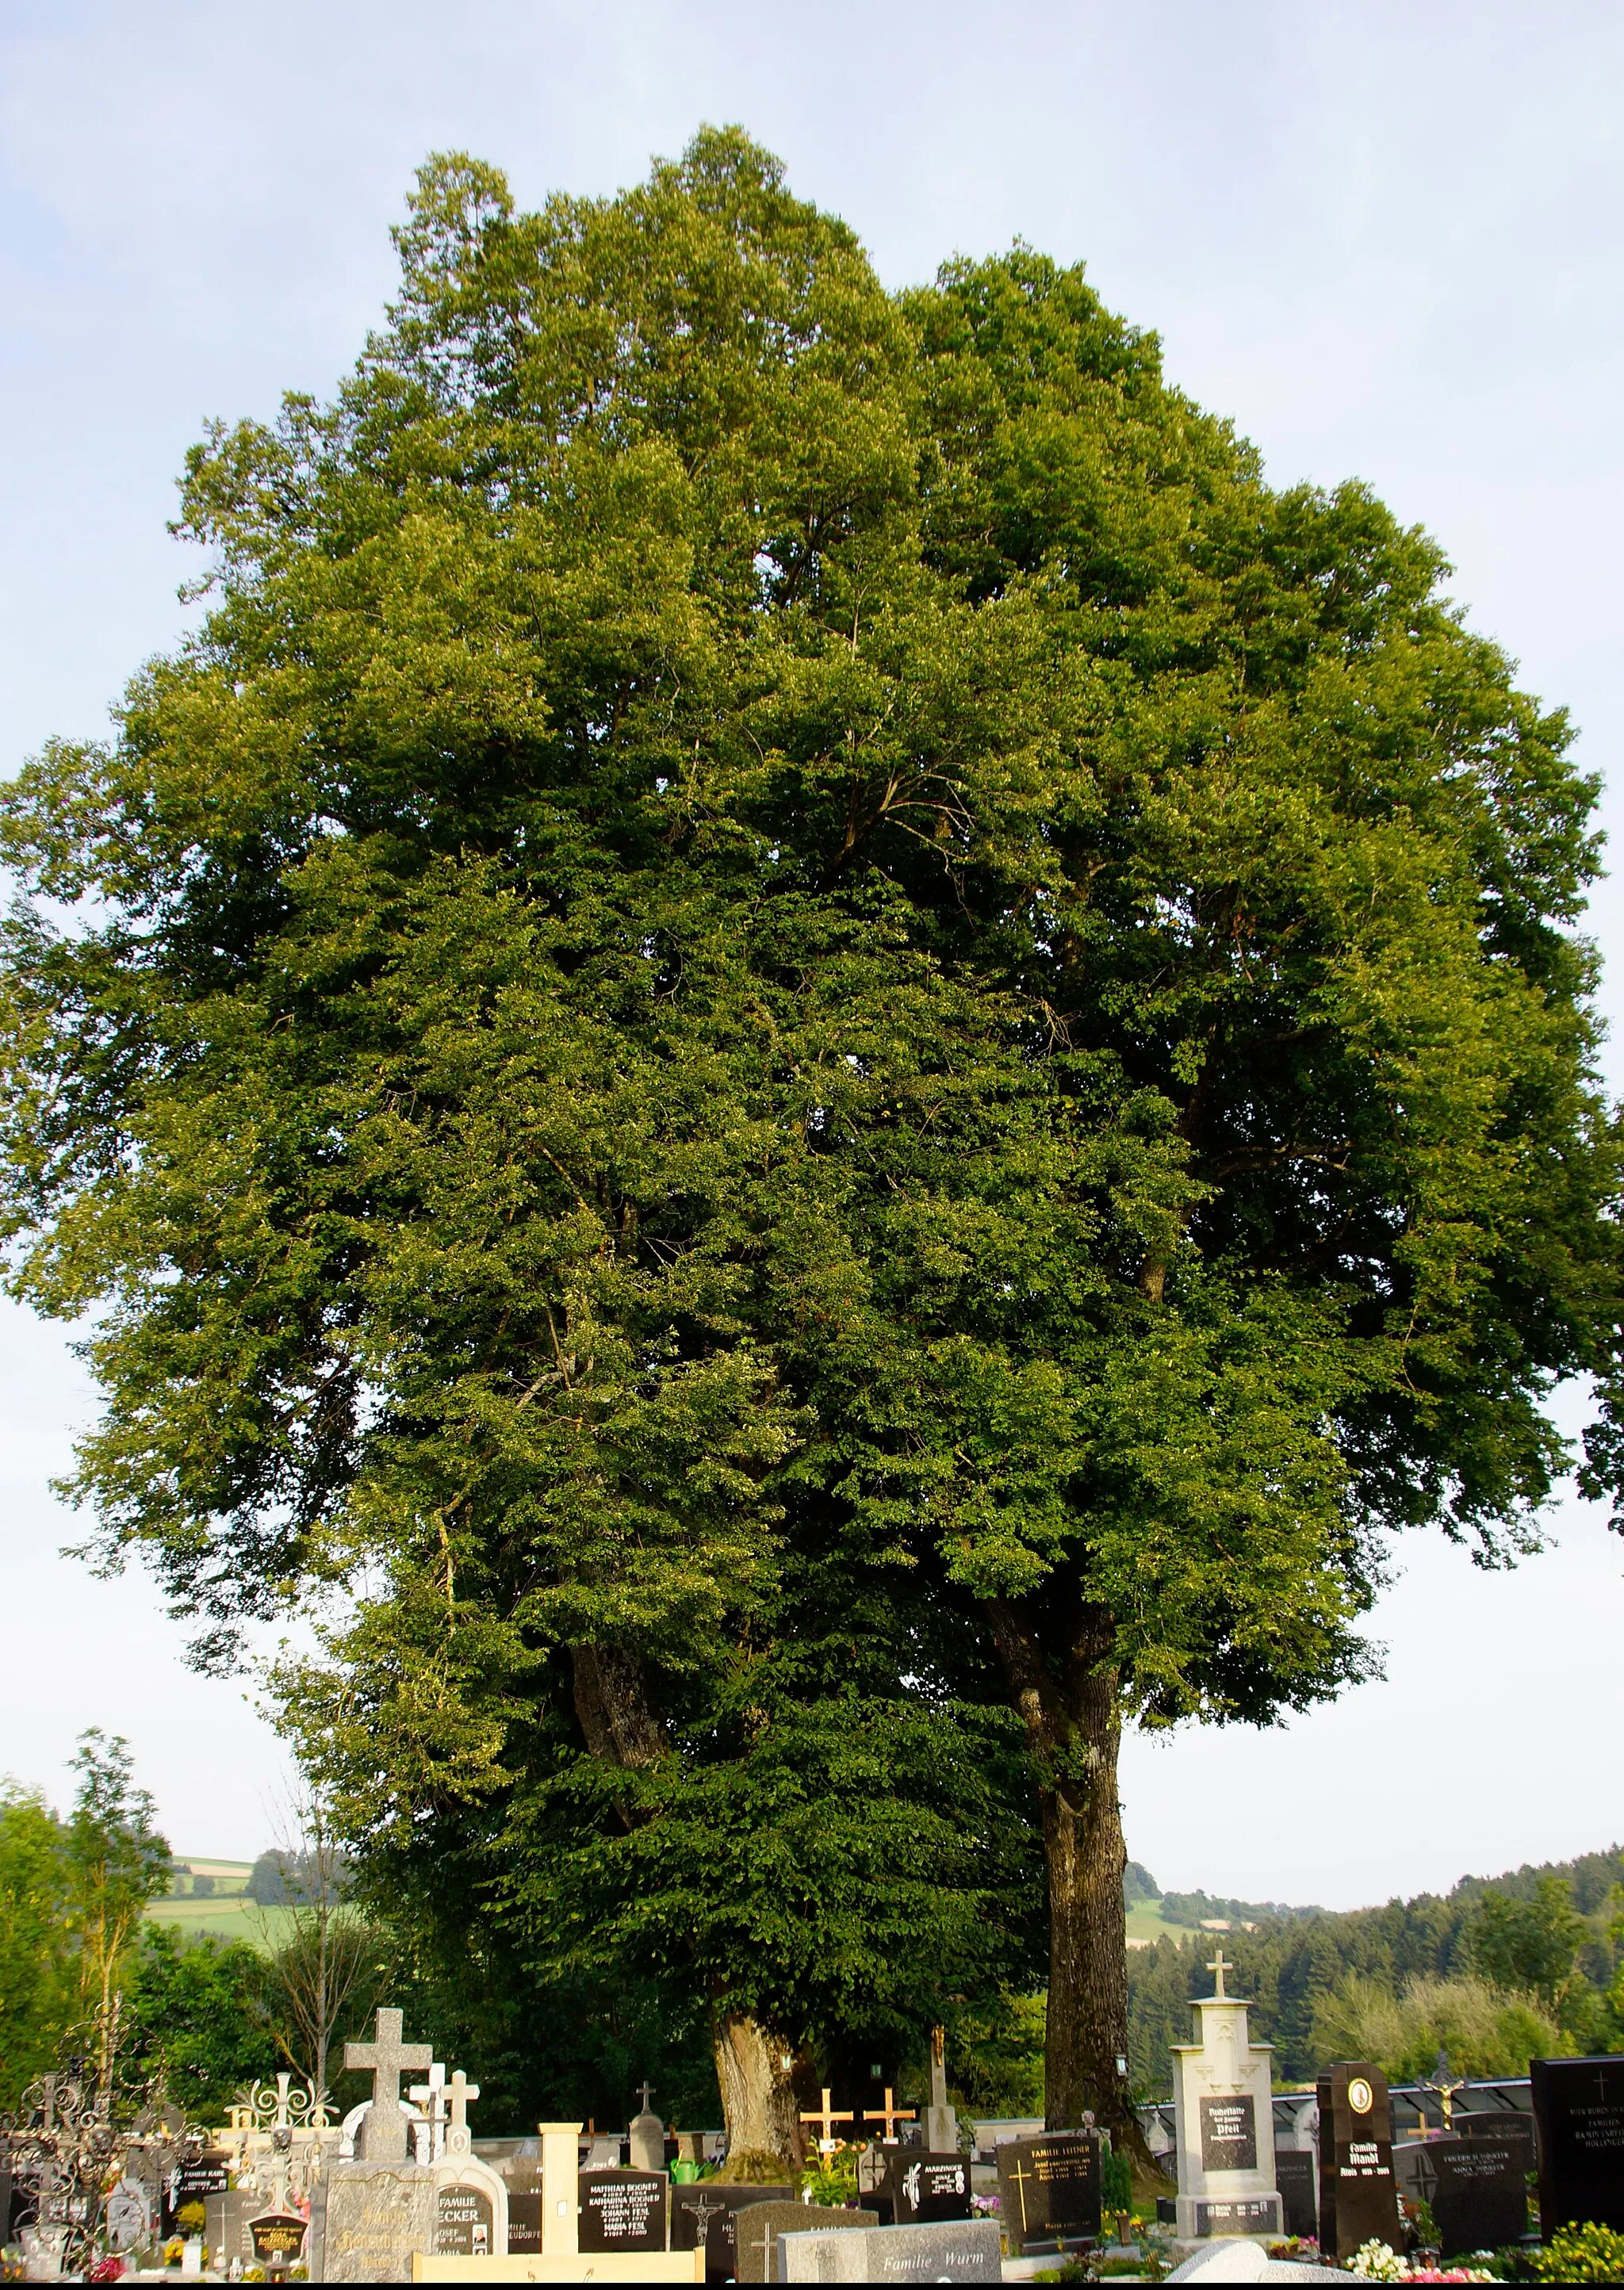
[1171,1952,1281,2239]
[1456,2108,1536,2163]
[630,2081,666,2173]
[734,2200,878,2284]
[1316,2063,1401,2261]
[346,2008,435,2165]
[428,2067,508,2255]
[435,2174,496,2256]
[672,2181,793,2283]
[1274,2149,1317,2241]
[320,2004,441,2279]
[1395,2134,1527,2258]
[578,2166,668,2254]
[504,2158,543,2256]
[876,2150,972,2224]
[316,2162,438,2283]
[203,2187,257,2266]
[995,2130,1101,2254]
[249,2209,309,2267]
[173,2147,232,2209]
[776,2215,1003,2282]
[1532,2054,1624,2235]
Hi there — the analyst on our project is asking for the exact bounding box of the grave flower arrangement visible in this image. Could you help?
[1346,2242,1495,2284]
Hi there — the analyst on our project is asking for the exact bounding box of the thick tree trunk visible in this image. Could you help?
[572,1642,666,1768]
[986,1597,1150,2162]
[711,2011,804,2167]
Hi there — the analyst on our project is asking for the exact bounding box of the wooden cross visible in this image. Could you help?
[1206,1948,1232,1999]
[799,2087,854,2153]
[343,2009,434,2163]
[863,2088,916,2139]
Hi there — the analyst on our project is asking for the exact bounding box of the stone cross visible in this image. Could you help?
[862,2088,916,2139]
[343,2009,434,2165]
[636,2081,656,2116]
[445,2070,479,2158]
[929,2026,948,2112]
[799,2088,853,2154]
[1206,1947,1232,2000]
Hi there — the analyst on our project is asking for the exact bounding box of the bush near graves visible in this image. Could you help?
[124,1922,274,2120]
[1531,2221,1624,2282]
[6,125,1623,2156]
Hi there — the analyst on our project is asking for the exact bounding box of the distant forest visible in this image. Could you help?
[1124,1847,1624,2092]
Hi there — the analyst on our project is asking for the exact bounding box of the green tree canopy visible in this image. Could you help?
[2,127,1618,2143]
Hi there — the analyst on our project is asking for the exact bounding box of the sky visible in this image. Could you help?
[2,0,1622,1906]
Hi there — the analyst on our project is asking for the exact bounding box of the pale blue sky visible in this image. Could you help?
[2,0,1621,1901]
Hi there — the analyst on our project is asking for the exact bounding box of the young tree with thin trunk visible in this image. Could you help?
[61,1733,170,2109]
[253,1789,377,2100]
[3,132,1619,2157]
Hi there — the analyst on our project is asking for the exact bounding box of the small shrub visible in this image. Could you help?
[1533,2222,1624,2282]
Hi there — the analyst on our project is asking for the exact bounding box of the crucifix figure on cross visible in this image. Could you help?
[799,2087,853,2155]
[344,2008,435,2165]
[1206,1947,1233,2000]
[862,2088,916,2140]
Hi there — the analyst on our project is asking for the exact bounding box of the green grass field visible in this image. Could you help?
[147,1856,300,1950]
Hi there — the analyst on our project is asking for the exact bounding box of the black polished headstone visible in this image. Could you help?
[435,2181,495,2257]
[250,2211,310,2265]
[577,2166,668,2254]
[1199,2094,1258,2173]
[1532,2054,1624,2235]
[883,2151,972,2224]
[1274,2150,1317,2240]
[995,2131,1101,2255]
[671,2181,792,2282]
[506,2188,542,2253]
[1396,2135,1527,2259]
[1316,2063,1401,2261]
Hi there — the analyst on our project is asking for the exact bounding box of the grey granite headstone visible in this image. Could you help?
[204,2187,256,2265]
[736,2202,877,2284]
[776,2217,1002,2282]
[318,2160,438,2282]
[672,2182,793,2281]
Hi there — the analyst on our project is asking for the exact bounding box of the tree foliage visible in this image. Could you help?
[2,127,1620,2122]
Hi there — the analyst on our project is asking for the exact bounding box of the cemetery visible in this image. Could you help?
[2,67,1624,2290]
[3,1936,1622,2280]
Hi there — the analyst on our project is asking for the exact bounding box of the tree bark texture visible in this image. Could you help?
[569,1641,799,2164]
[985,1597,1148,2159]
[710,2011,805,2166]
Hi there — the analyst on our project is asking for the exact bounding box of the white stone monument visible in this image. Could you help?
[1171,1950,1282,2240]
